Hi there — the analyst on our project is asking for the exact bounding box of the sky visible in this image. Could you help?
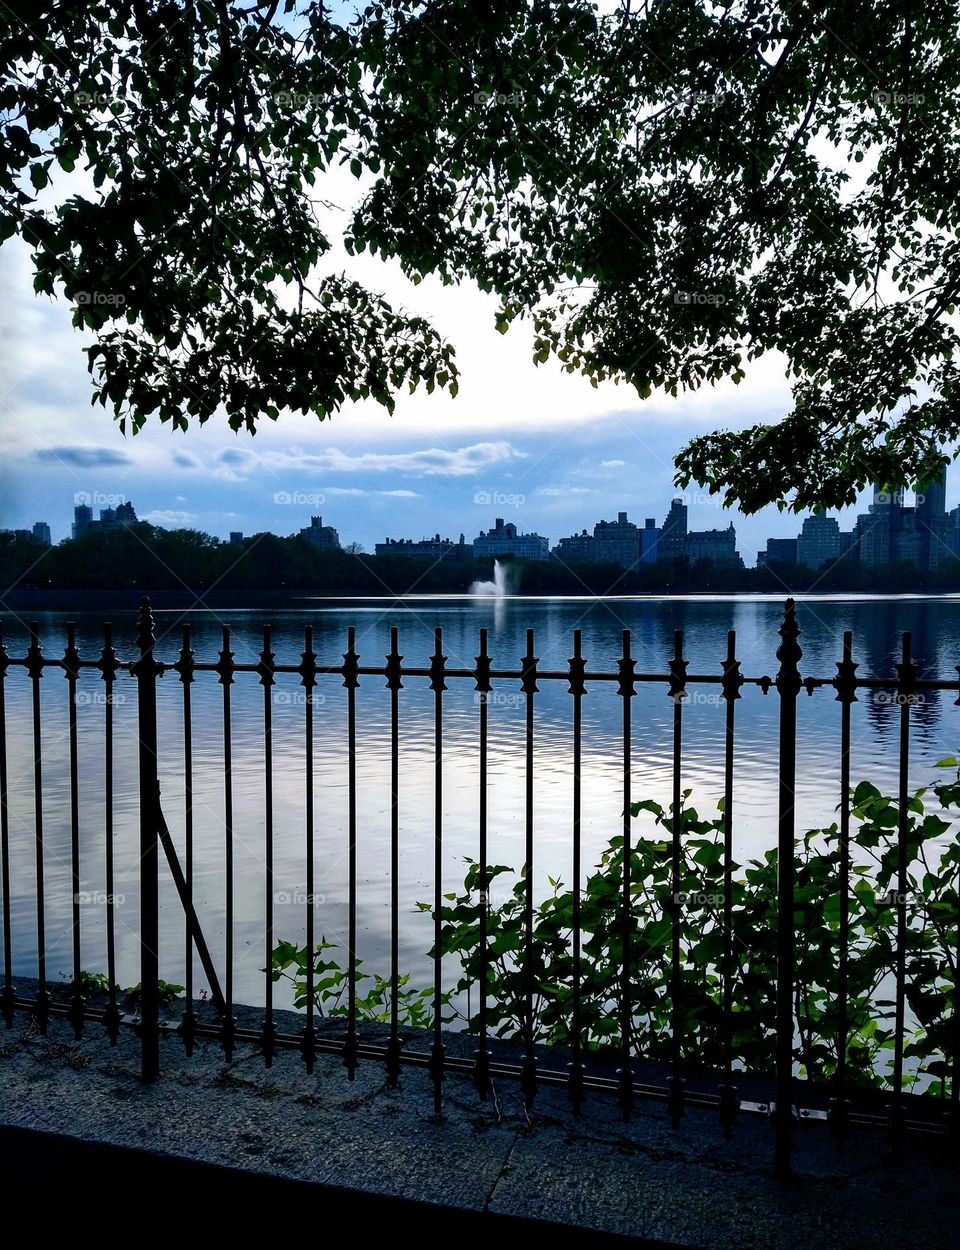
[0,146,939,566]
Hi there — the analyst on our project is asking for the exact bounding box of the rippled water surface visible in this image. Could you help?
[2,593,959,1007]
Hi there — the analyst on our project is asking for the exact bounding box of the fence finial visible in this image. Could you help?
[428,627,447,692]
[567,629,586,698]
[617,629,637,699]
[385,626,404,692]
[833,631,858,705]
[776,598,802,695]
[667,629,687,702]
[475,628,493,695]
[721,629,743,703]
[136,597,155,653]
[520,628,539,696]
[341,626,360,690]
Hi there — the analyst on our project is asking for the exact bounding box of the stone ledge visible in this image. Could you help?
[0,1004,957,1247]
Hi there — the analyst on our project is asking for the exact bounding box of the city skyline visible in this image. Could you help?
[11,472,960,573]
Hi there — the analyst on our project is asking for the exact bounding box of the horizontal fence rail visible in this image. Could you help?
[0,597,958,1178]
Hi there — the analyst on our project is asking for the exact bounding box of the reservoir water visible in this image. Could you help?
[2,592,958,1009]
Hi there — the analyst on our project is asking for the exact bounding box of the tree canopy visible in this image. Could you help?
[3,1,960,511]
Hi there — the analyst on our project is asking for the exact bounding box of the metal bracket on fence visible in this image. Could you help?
[155,791,227,1018]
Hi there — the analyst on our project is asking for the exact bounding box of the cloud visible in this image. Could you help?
[534,484,597,497]
[219,448,252,466]
[173,452,200,468]
[600,459,626,468]
[207,447,259,480]
[142,509,197,527]
[34,446,132,468]
[313,486,421,498]
[258,441,523,477]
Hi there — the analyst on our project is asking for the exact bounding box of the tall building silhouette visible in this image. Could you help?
[854,471,948,569]
[796,511,841,569]
[659,498,688,561]
[916,468,949,570]
[72,504,93,538]
[298,516,340,550]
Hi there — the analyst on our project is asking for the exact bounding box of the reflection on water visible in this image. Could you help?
[1,593,958,1009]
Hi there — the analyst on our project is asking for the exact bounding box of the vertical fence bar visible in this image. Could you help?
[342,626,359,1078]
[301,626,317,1072]
[520,629,539,1106]
[719,630,742,1134]
[774,598,802,1177]
[260,625,276,1065]
[617,629,636,1118]
[176,625,195,1053]
[830,631,857,1147]
[890,631,914,1148]
[134,599,160,1081]
[100,623,120,1043]
[65,623,83,1037]
[429,627,447,1112]
[568,630,586,1111]
[951,842,960,1143]
[952,657,960,1145]
[953,671,960,1146]
[26,622,48,1030]
[0,623,12,1027]
[668,629,687,1127]
[386,626,402,1086]
[217,624,235,1059]
[474,629,492,1097]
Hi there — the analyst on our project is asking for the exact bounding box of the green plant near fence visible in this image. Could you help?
[272,763,960,1094]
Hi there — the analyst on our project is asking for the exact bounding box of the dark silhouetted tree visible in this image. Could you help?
[4,2,960,508]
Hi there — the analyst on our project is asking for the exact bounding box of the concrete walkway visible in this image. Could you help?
[0,1005,956,1246]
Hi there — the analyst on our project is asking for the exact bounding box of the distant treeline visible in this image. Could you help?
[3,525,960,596]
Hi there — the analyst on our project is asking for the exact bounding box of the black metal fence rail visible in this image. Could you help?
[0,597,958,1178]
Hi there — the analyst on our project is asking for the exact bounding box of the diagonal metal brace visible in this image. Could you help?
[156,790,226,1017]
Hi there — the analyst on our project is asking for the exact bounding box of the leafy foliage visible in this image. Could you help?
[4,3,960,506]
[1,1,457,432]
[75,970,110,996]
[276,768,960,1093]
[271,938,450,1028]
[122,978,186,1010]
[352,1,960,510]
[71,973,186,1008]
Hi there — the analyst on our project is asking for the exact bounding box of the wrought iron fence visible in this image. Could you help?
[0,597,958,1179]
